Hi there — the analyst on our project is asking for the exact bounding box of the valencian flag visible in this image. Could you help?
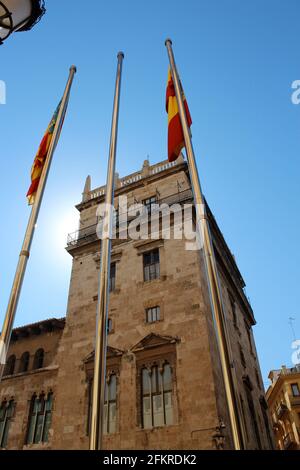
[166,68,192,162]
[26,101,62,205]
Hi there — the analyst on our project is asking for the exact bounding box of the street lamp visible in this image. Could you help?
[0,0,45,44]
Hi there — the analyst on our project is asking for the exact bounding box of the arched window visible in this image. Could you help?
[4,355,16,376]
[141,362,173,429]
[33,349,44,370]
[0,399,15,448]
[26,392,53,444]
[19,352,30,373]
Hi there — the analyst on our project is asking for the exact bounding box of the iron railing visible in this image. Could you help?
[67,189,193,248]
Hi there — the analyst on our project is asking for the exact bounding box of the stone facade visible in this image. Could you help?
[0,157,274,450]
[266,365,300,450]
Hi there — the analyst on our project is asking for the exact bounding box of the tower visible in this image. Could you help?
[0,158,274,450]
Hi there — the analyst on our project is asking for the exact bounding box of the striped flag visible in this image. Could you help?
[26,101,61,205]
[166,68,192,162]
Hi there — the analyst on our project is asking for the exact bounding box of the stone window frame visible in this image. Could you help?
[85,351,122,437]
[94,249,123,296]
[0,397,16,449]
[25,390,54,445]
[145,306,161,324]
[134,239,166,284]
[142,248,160,282]
[291,383,300,397]
[103,372,118,435]
[135,344,178,430]
[143,299,164,324]
[140,361,173,429]
[142,195,158,214]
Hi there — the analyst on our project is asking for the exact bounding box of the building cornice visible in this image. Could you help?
[9,318,65,342]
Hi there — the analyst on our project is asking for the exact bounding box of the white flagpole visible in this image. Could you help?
[89,52,124,450]
[165,39,246,450]
[0,66,77,381]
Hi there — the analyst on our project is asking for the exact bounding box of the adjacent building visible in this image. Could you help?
[266,365,300,450]
[0,157,274,450]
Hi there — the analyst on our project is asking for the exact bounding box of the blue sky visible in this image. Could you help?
[0,0,300,386]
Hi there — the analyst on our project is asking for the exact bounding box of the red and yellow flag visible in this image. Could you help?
[26,102,61,205]
[166,68,192,162]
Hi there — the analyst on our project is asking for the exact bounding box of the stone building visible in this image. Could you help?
[0,157,274,450]
[266,365,300,450]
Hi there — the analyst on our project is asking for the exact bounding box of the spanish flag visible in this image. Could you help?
[26,101,61,205]
[166,68,192,162]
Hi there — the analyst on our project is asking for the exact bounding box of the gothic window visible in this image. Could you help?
[0,400,15,448]
[143,249,160,282]
[141,362,173,429]
[109,263,116,292]
[33,349,44,370]
[104,374,117,434]
[291,383,300,397]
[87,374,117,435]
[26,392,53,445]
[146,306,160,323]
[4,355,16,376]
[19,352,30,373]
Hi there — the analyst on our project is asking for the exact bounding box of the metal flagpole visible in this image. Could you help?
[165,39,245,450]
[0,65,77,381]
[89,52,124,450]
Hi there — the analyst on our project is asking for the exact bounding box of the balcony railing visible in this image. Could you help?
[67,189,194,248]
[290,395,300,407]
